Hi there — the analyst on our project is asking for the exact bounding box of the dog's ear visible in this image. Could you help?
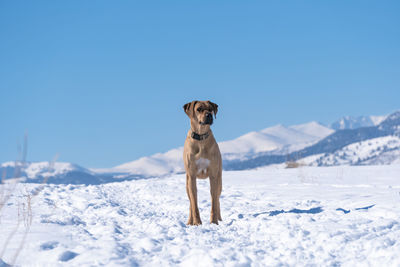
[183,101,197,118]
[208,101,218,118]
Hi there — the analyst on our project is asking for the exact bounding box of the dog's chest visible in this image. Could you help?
[195,158,210,174]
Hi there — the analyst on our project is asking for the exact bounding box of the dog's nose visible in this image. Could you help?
[206,113,212,119]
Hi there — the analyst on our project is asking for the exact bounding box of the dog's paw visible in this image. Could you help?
[187,222,202,226]
[210,215,219,225]
[193,218,202,225]
[187,217,202,226]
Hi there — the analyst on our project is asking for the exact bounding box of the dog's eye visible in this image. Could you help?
[197,108,202,112]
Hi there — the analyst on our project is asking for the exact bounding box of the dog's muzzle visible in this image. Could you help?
[200,113,213,125]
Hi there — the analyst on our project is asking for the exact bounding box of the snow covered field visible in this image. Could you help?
[1,165,400,266]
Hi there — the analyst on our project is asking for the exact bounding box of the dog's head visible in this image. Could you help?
[183,100,218,126]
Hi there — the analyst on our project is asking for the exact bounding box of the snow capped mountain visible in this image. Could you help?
[291,111,400,162]
[1,161,106,185]
[114,113,395,177]
[220,122,333,159]
[290,121,333,138]
[305,135,400,166]
[1,161,85,179]
[109,148,184,177]
[370,115,387,125]
[105,121,333,177]
[224,111,400,170]
[1,111,398,184]
[377,110,400,134]
[330,115,387,130]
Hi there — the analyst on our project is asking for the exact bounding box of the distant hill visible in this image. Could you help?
[226,111,400,170]
[106,121,333,177]
[2,111,399,184]
[0,161,137,185]
[330,115,386,130]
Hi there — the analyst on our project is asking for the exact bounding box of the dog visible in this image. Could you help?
[183,100,222,225]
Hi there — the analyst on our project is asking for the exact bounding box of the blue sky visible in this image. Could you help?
[1,1,399,168]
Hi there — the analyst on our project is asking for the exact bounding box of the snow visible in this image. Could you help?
[0,161,92,180]
[108,122,333,178]
[289,121,334,139]
[1,165,400,266]
[370,115,387,126]
[330,115,387,130]
[306,135,400,166]
[111,148,184,177]
[220,122,333,156]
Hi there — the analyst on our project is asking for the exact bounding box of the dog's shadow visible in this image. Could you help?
[248,204,374,218]
[227,204,376,226]
[227,207,324,226]
[253,207,323,217]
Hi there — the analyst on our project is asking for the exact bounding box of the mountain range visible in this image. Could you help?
[1,112,399,184]
[330,115,386,130]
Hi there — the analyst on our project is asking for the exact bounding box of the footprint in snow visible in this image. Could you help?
[117,208,128,216]
[59,251,79,262]
[336,204,375,214]
[355,204,375,211]
[253,207,323,217]
[336,208,350,214]
[40,241,59,251]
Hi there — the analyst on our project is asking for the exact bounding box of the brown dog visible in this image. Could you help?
[183,100,222,225]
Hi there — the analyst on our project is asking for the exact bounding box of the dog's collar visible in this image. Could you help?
[191,130,210,141]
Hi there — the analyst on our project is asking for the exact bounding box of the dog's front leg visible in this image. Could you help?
[209,173,222,224]
[186,173,202,225]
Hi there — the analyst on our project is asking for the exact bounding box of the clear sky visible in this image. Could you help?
[1,1,399,168]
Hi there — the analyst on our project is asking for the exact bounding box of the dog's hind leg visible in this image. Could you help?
[186,174,202,225]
